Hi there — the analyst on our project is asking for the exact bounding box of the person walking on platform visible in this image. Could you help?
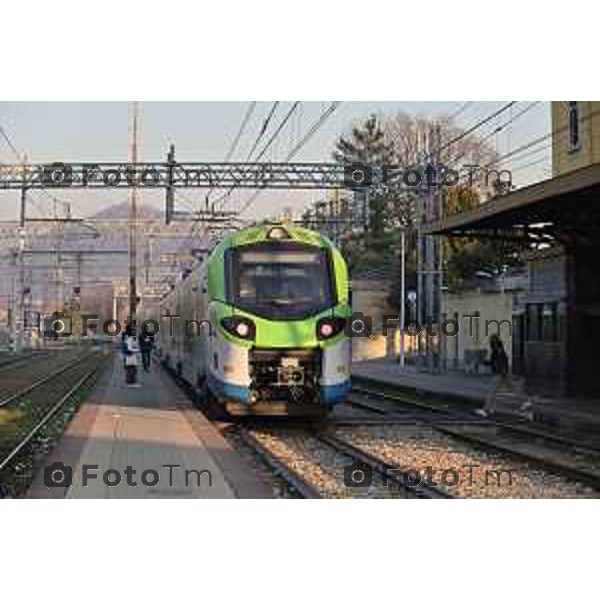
[477,334,533,418]
[138,330,154,372]
[122,327,140,386]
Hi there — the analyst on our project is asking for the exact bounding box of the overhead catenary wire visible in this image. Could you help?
[176,102,259,251]
[507,154,550,175]
[223,101,258,163]
[485,105,600,169]
[438,101,517,155]
[163,102,288,289]
[203,101,257,206]
[252,102,301,163]
[446,102,541,167]
[488,109,600,182]
[438,104,600,190]
[212,101,306,214]
[285,101,341,161]
[447,102,473,122]
[242,101,280,163]
[0,125,22,160]
[238,102,342,217]
[0,122,74,220]
[210,101,282,211]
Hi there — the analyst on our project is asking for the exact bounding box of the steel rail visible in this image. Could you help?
[0,368,98,472]
[0,353,94,408]
[238,428,322,499]
[316,432,454,499]
[350,383,600,491]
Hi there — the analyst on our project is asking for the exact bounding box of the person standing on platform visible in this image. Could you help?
[122,327,140,386]
[138,330,154,372]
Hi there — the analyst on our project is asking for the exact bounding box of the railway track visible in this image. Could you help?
[350,383,600,452]
[0,351,48,373]
[0,352,98,409]
[342,392,487,425]
[0,349,90,402]
[347,384,600,495]
[238,428,322,498]
[352,381,600,453]
[237,425,452,499]
[163,360,600,497]
[0,349,110,497]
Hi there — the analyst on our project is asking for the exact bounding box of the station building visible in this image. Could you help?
[426,101,600,397]
[442,273,526,374]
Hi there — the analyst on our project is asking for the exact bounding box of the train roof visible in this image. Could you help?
[212,223,336,254]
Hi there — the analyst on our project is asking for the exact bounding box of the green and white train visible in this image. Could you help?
[159,223,351,417]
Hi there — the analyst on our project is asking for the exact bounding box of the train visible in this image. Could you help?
[159,223,352,417]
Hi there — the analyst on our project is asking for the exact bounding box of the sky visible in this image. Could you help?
[0,101,551,221]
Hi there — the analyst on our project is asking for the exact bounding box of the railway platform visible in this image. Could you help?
[352,357,600,434]
[28,356,272,499]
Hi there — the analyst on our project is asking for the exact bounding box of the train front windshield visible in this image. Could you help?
[227,244,335,319]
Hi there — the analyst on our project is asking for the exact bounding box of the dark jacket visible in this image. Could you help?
[138,333,154,352]
[490,339,509,375]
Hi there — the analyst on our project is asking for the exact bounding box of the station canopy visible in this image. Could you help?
[424,162,600,246]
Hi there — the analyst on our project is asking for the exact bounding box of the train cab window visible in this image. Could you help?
[226,243,335,319]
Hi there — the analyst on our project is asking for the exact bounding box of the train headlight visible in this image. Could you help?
[320,323,334,338]
[266,226,290,240]
[221,316,256,341]
[317,317,346,340]
[235,322,250,337]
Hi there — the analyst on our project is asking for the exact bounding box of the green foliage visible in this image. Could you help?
[442,186,523,288]
[334,114,397,237]
[333,114,395,166]
[306,112,522,290]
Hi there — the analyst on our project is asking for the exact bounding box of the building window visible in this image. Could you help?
[526,303,543,342]
[568,101,581,152]
[526,303,559,343]
[542,303,558,343]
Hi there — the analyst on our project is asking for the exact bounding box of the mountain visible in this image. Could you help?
[90,202,164,220]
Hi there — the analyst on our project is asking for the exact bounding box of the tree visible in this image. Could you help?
[383,112,499,182]
[324,110,517,288]
[333,114,395,236]
[331,114,399,274]
[333,113,395,166]
[442,185,523,287]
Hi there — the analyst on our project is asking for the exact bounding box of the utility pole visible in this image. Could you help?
[53,199,65,317]
[76,251,82,295]
[430,125,443,372]
[144,234,154,285]
[9,251,16,351]
[426,131,436,372]
[15,155,27,352]
[417,126,443,373]
[128,101,139,328]
[399,228,406,367]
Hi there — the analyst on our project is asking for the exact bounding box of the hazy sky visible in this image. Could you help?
[0,101,550,221]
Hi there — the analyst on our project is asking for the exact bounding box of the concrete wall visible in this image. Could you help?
[350,280,517,369]
[350,279,396,362]
[552,101,600,177]
[442,290,514,370]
